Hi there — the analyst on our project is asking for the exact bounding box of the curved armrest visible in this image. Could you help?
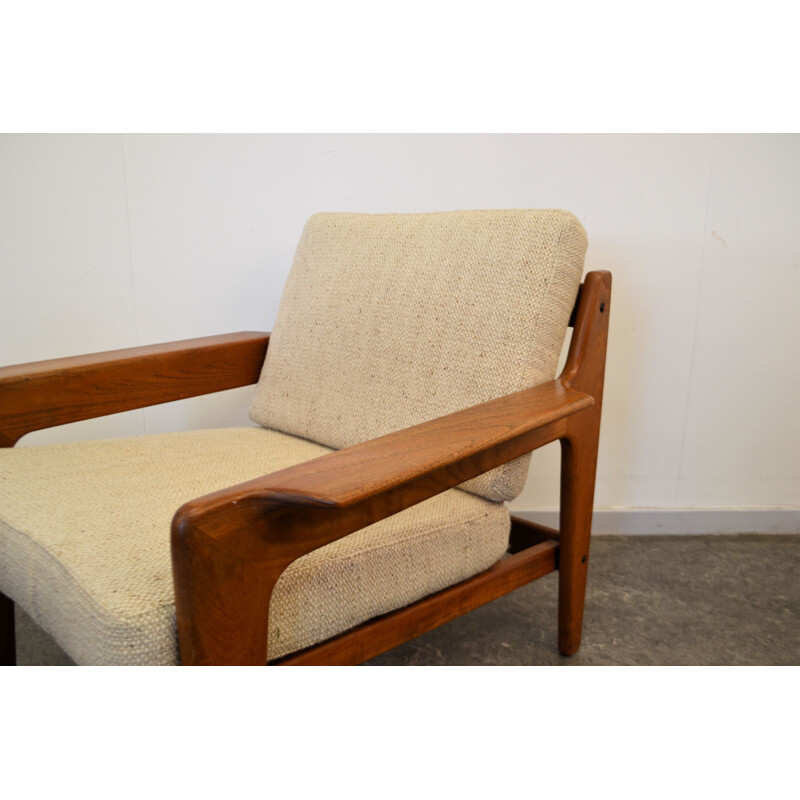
[0,332,269,446]
[186,380,593,513]
[171,379,593,664]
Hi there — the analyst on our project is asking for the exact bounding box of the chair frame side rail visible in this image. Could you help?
[0,271,611,666]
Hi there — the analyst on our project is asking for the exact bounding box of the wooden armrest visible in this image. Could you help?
[0,332,269,446]
[182,379,593,516]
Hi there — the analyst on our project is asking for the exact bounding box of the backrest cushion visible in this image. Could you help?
[249,210,587,502]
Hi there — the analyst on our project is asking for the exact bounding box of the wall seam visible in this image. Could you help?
[673,133,718,502]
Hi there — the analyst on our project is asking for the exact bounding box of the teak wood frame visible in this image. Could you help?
[0,271,611,666]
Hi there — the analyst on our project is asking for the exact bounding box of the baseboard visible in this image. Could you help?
[510,508,800,535]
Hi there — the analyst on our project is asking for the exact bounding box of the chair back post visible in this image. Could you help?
[556,270,612,655]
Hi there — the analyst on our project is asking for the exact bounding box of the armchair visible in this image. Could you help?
[0,210,611,665]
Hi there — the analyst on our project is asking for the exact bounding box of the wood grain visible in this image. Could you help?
[179,380,592,510]
[0,332,269,446]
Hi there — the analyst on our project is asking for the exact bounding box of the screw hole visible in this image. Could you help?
[581,555,587,563]
[600,302,605,313]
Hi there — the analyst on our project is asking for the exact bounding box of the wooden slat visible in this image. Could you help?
[274,540,558,666]
[508,515,561,553]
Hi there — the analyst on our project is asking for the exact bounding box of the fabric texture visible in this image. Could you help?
[0,427,509,665]
[250,209,587,502]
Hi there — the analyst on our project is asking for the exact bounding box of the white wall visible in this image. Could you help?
[1,134,798,521]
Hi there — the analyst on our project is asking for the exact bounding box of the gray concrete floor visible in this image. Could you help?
[13,535,800,666]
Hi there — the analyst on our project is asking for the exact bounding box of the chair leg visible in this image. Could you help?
[0,590,16,666]
[558,416,600,656]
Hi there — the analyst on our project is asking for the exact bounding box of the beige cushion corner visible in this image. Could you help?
[249,209,586,503]
[0,427,509,665]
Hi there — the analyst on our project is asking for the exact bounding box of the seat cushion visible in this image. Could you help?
[0,427,509,665]
[250,210,586,502]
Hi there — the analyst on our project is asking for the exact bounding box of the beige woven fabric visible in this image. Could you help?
[0,427,509,665]
[250,210,586,502]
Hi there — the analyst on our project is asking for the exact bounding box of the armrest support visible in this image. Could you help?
[171,379,593,664]
[0,332,269,446]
